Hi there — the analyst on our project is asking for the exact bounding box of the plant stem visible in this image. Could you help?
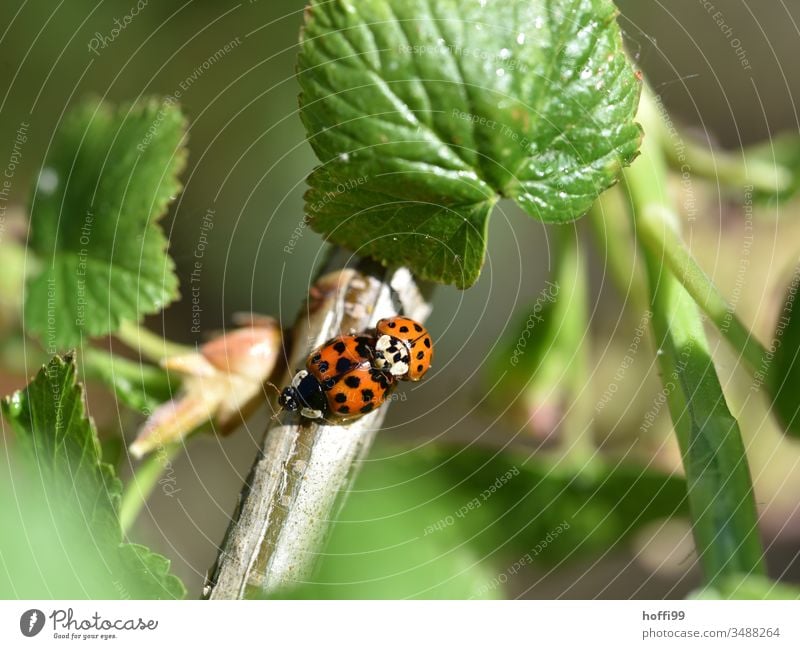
[588,185,649,314]
[553,226,595,469]
[205,256,432,599]
[81,347,177,410]
[623,90,766,584]
[639,88,768,376]
[116,320,194,363]
[120,442,184,535]
[635,201,767,373]
[654,96,791,195]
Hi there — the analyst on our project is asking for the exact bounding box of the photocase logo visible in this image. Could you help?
[20,609,45,637]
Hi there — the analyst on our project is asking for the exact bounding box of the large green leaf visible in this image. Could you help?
[0,354,185,598]
[25,99,186,347]
[298,0,641,287]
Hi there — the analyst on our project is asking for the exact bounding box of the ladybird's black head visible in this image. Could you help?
[278,387,299,412]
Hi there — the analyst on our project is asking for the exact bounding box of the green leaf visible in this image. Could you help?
[298,0,642,288]
[767,264,800,438]
[0,354,185,599]
[417,447,688,567]
[691,575,800,600]
[283,444,687,599]
[25,98,187,348]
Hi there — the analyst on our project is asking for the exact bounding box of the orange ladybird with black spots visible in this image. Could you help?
[373,316,433,381]
[278,334,394,421]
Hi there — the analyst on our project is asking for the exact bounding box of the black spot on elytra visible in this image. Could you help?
[338,405,350,414]
[423,337,431,348]
[361,389,374,402]
[360,403,374,414]
[321,378,336,390]
[333,341,347,353]
[388,321,396,328]
[334,392,347,403]
[317,360,330,374]
[355,339,372,358]
[311,353,321,363]
[399,325,409,333]
[344,375,361,388]
[417,364,424,372]
[416,351,424,360]
[336,357,352,373]
[413,323,423,332]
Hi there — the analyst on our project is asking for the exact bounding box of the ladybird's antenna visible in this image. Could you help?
[264,380,281,397]
[263,381,284,423]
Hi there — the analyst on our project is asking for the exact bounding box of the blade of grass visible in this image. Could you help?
[619,89,766,584]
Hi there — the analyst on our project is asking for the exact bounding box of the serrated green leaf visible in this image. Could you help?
[1,354,185,599]
[25,99,186,347]
[298,0,641,287]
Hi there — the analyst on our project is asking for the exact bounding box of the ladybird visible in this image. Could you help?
[278,334,395,421]
[373,316,433,381]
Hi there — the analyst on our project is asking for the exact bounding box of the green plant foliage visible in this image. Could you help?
[81,347,177,414]
[626,104,766,583]
[767,265,800,438]
[25,99,186,348]
[484,228,587,443]
[744,133,800,204]
[0,354,185,598]
[283,444,687,599]
[298,0,642,288]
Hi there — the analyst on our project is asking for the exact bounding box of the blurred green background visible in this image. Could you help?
[1,0,800,598]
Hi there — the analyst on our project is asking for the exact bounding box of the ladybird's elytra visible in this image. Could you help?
[279,334,395,422]
[278,316,433,423]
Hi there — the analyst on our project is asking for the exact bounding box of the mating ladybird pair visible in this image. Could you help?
[278,316,433,422]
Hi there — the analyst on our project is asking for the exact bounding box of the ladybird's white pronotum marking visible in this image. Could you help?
[374,334,410,376]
